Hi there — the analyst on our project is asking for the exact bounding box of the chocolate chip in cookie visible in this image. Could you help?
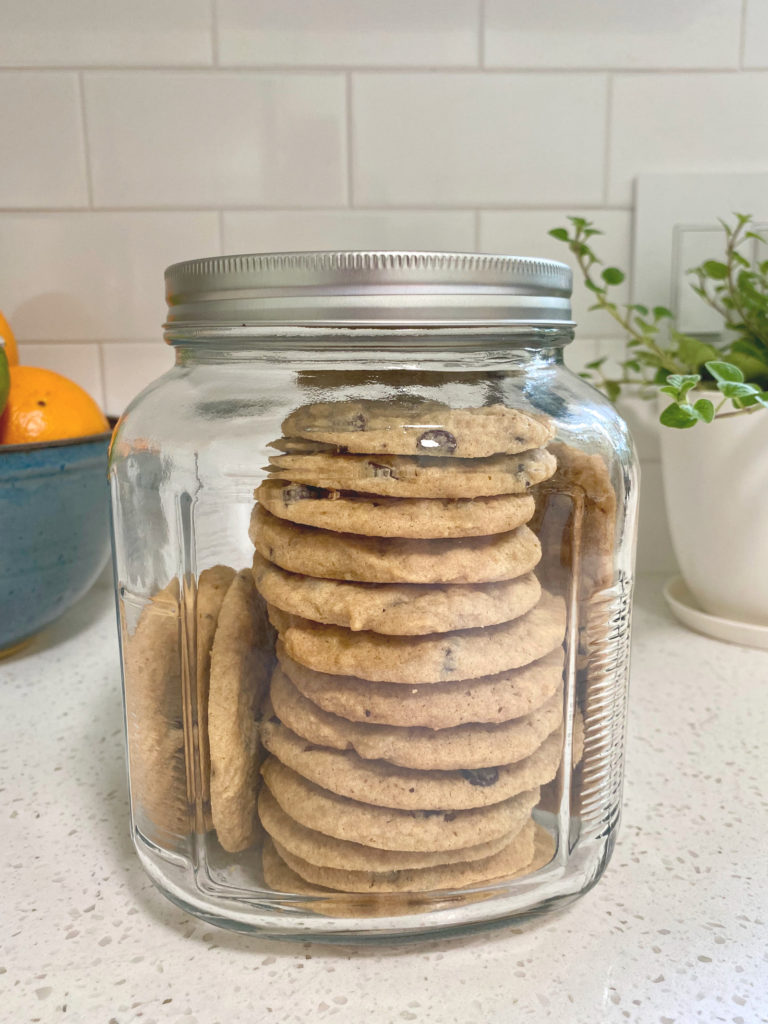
[417,429,458,454]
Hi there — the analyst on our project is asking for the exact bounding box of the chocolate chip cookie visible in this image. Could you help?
[282,400,555,459]
[253,554,542,635]
[267,448,557,499]
[256,477,535,538]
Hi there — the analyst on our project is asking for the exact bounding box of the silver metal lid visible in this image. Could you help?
[164,251,573,329]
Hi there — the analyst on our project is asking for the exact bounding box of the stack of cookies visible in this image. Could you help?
[249,399,568,894]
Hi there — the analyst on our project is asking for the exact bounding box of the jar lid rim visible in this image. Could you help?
[164,250,573,328]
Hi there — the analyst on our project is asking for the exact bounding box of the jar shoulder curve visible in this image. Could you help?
[521,360,637,469]
[109,363,188,459]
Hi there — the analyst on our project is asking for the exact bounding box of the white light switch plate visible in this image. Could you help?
[633,173,768,336]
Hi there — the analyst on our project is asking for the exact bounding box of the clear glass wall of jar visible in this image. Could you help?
[109,253,638,940]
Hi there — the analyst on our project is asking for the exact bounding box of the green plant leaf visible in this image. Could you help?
[659,402,699,428]
[705,360,745,382]
[701,260,729,280]
[724,351,768,388]
[679,373,702,393]
[736,270,765,302]
[659,373,700,400]
[693,398,715,422]
[601,267,625,285]
[675,334,720,372]
[604,380,621,402]
[548,227,570,241]
[718,380,759,399]
[729,338,768,364]
[630,303,649,315]
[653,305,673,320]
[637,350,665,368]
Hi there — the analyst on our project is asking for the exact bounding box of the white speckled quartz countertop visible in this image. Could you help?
[2,574,766,1024]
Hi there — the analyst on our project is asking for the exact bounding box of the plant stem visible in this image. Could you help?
[571,234,682,374]
[724,221,754,332]
[696,219,760,338]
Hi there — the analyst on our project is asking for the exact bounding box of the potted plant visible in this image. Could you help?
[549,214,768,631]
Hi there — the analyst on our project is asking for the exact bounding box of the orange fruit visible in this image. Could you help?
[0,366,109,445]
[0,347,8,414]
[0,311,19,366]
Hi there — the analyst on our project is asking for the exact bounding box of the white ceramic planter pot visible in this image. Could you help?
[660,402,768,624]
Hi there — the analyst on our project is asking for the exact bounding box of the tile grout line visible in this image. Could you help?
[15,338,172,345]
[345,72,354,208]
[739,0,749,68]
[602,73,613,208]
[96,341,108,411]
[0,203,635,215]
[77,71,95,208]
[478,0,486,68]
[20,333,629,345]
[0,64,755,75]
[210,0,220,67]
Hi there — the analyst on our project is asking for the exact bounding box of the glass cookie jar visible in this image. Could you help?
[110,252,638,941]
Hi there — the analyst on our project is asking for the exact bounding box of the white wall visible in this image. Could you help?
[2,0,765,570]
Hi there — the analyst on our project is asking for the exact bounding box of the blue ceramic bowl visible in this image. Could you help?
[0,431,112,654]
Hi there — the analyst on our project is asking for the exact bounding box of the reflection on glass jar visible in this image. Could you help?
[110,252,638,940]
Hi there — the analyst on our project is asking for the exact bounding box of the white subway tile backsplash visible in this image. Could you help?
[352,73,607,207]
[101,342,175,417]
[0,212,219,341]
[478,209,632,337]
[743,0,768,68]
[217,0,479,68]
[19,343,104,409]
[484,0,741,70]
[222,209,476,253]
[0,0,212,67]
[608,72,768,205]
[84,73,347,208]
[0,72,87,208]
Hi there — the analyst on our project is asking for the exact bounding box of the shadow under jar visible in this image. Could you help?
[109,251,638,942]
